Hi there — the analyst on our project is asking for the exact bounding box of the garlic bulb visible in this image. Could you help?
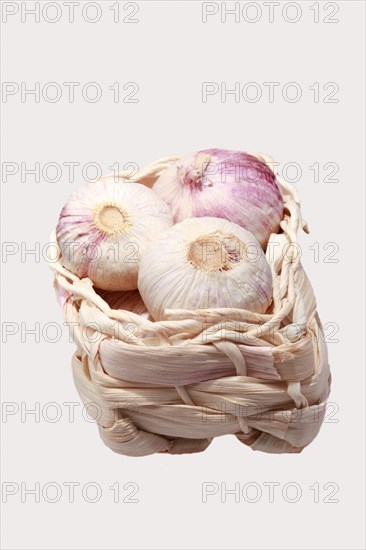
[153,148,284,249]
[56,178,173,291]
[138,217,273,320]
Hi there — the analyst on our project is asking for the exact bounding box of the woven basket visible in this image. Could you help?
[48,153,331,456]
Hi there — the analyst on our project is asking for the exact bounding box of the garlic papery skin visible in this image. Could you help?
[152,148,284,249]
[138,217,273,321]
[56,178,173,291]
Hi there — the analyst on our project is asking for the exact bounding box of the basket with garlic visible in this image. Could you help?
[48,149,331,456]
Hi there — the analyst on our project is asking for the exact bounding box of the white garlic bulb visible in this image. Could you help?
[56,178,173,291]
[138,217,273,320]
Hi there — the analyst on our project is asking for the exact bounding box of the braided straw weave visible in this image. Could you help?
[48,153,331,456]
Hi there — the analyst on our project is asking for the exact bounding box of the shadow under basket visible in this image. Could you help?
[48,154,331,457]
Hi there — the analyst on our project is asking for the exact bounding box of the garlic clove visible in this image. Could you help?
[56,178,173,291]
[138,217,273,321]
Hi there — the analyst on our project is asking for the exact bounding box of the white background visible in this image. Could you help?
[1,1,365,549]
